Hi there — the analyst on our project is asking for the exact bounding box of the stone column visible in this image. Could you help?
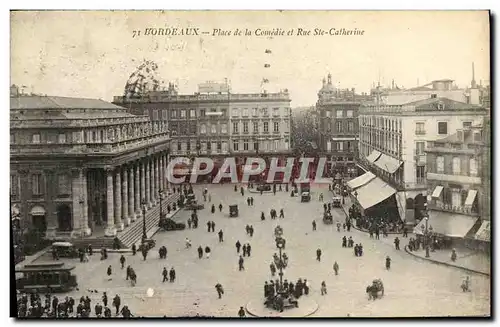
[135,163,141,219]
[114,168,124,231]
[128,165,135,222]
[152,156,157,205]
[145,159,151,208]
[122,167,130,227]
[71,169,82,236]
[142,160,148,208]
[105,168,116,236]
[154,156,160,202]
[81,169,91,236]
[160,154,165,191]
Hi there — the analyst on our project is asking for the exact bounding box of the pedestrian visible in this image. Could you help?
[215,283,224,299]
[242,244,247,257]
[342,236,347,248]
[112,295,121,316]
[102,292,108,307]
[250,197,254,206]
[319,193,323,202]
[238,306,246,317]
[119,255,126,269]
[211,204,215,214]
[211,221,216,233]
[316,248,322,261]
[142,247,148,261]
[219,203,223,212]
[261,212,265,221]
[321,281,327,295]
[106,265,112,280]
[279,209,284,218]
[207,221,211,233]
[241,186,244,196]
[162,267,168,282]
[247,197,251,206]
[333,261,339,275]
[169,267,176,282]
[218,229,224,242]
[249,225,254,237]
[205,246,211,259]
[235,240,241,253]
[187,218,192,229]
[386,256,391,270]
[88,244,93,256]
[238,255,245,271]
[403,227,408,237]
[354,244,359,257]
[394,237,400,250]
[246,243,252,257]
[312,220,317,231]
[197,246,203,259]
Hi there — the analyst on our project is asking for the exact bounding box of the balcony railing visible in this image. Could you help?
[428,201,479,216]
[426,172,481,185]
[415,130,426,135]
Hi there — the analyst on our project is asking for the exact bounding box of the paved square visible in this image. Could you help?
[33,184,490,317]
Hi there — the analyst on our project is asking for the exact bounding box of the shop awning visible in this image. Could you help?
[352,177,396,210]
[346,171,376,190]
[413,211,478,238]
[374,154,403,174]
[474,220,490,242]
[432,186,444,198]
[464,190,478,206]
[365,150,382,163]
[30,205,46,216]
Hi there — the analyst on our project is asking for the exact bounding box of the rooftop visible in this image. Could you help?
[11,95,125,111]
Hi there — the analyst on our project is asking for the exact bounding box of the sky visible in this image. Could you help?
[10,10,490,107]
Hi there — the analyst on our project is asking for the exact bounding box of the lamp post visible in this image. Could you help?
[420,216,432,258]
[276,237,286,292]
[141,199,147,241]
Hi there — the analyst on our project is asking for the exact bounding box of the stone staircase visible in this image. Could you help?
[70,237,115,249]
[117,192,181,248]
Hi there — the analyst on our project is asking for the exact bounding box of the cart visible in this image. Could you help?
[229,204,239,217]
[301,192,311,202]
[332,196,342,208]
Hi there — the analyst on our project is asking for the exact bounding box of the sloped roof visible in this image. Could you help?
[406,97,482,111]
[407,86,433,91]
[10,95,125,110]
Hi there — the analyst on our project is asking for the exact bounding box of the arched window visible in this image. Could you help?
[469,158,478,177]
[452,157,461,175]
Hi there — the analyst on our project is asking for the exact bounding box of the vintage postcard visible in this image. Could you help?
[10,10,490,318]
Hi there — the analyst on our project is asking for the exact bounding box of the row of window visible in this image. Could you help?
[232,107,288,117]
[435,156,478,176]
[359,131,402,155]
[232,121,280,134]
[360,116,402,133]
[200,124,228,134]
[324,110,354,118]
[325,121,355,133]
[173,140,284,152]
[326,141,355,152]
[10,173,70,197]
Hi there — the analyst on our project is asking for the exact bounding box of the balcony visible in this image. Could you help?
[414,154,426,165]
[428,201,479,216]
[415,130,426,135]
[426,172,481,185]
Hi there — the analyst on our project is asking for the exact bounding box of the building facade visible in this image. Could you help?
[420,123,488,243]
[316,73,371,176]
[357,94,486,226]
[11,90,171,239]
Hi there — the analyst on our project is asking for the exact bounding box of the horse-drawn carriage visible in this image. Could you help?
[323,211,333,224]
[366,279,384,300]
[301,192,311,202]
[229,204,239,218]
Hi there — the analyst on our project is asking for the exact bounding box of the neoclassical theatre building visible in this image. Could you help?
[10,86,171,239]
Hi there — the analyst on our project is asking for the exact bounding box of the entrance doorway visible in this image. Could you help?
[57,204,73,232]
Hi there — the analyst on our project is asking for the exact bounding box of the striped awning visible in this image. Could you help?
[464,190,478,206]
[474,220,490,242]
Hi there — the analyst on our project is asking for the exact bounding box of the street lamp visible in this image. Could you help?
[141,199,147,241]
[276,237,286,293]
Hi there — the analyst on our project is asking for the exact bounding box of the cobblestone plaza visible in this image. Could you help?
[32,184,490,317]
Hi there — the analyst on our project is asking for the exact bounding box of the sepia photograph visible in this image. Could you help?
[9,10,491,318]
